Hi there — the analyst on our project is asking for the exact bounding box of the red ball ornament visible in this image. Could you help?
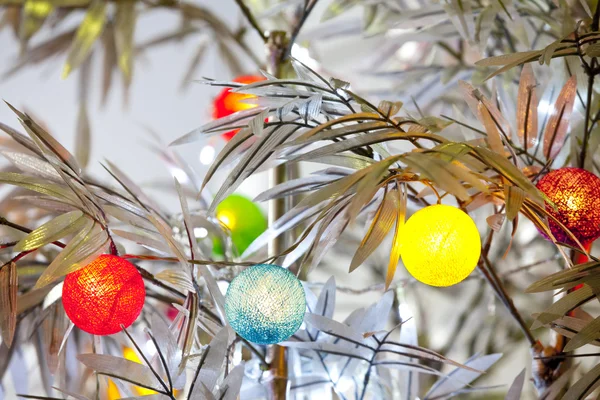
[213,75,266,141]
[62,255,146,336]
[536,167,600,244]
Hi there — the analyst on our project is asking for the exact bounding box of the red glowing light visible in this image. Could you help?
[62,254,146,336]
[536,167,600,244]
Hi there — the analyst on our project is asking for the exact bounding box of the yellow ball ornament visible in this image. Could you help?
[400,204,481,287]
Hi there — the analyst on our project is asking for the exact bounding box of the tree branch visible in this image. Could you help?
[0,217,66,248]
[480,254,536,346]
[477,229,536,346]
[286,0,319,58]
[233,0,266,43]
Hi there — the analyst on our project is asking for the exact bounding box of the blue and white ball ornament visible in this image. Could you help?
[225,264,306,345]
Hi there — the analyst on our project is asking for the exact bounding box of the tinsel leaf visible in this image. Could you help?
[0,262,17,347]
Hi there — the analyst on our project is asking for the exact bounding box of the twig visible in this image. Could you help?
[436,41,463,62]
[478,230,536,346]
[441,114,547,166]
[188,346,210,397]
[92,338,100,400]
[0,217,189,299]
[496,16,517,54]
[146,290,184,305]
[1,251,34,271]
[306,255,559,298]
[122,326,176,400]
[286,0,319,57]
[438,285,486,356]
[135,266,186,298]
[575,16,597,168]
[579,72,596,167]
[480,253,536,345]
[0,217,66,249]
[358,337,385,400]
[239,337,270,368]
[593,0,600,31]
[535,352,600,360]
[147,331,174,392]
[233,0,266,42]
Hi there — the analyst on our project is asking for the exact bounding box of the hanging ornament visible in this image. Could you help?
[107,379,121,400]
[400,204,481,287]
[122,347,160,396]
[108,347,180,399]
[225,264,306,345]
[62,254,146,336]
[213,75,266,141]
[536,167,600,245]
[214,194,267,255]
[167,305,179,321]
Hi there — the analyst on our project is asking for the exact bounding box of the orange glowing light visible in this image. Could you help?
[213,75,266,141]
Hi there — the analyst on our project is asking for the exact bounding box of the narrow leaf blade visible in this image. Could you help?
[0,262,17,347]
[543,76,577,160]
[516,64,538,150]
[62,1,107,78]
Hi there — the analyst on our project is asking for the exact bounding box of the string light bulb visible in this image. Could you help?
[400,204,481,287]
[62,254,145,335]
[536,167,600,244]
[214,194,267,255]
[213,75,265,141]
[225,264,306,344]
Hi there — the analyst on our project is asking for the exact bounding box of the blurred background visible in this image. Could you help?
[1,2,243,201]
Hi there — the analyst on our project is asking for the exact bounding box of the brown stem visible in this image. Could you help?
[536,352,600,360]
[1,251,34,272]
[593,1,600,31]
[264,30,291,400]
[579,73,595,167]
[481,229,536,344]
[0,217,66,248]
[135,266,186,298]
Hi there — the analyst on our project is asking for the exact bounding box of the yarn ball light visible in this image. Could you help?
[400,204,481,287]
[214,194,267,255]
[536,167,600,244]
[62,254,146,336]
[213,75,265,141]
[225,264,306,345]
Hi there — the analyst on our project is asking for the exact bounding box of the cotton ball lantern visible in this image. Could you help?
[400,204,481,287]
[225,264,306,345]
[213,75,265,141]
[536,167,600,245]
[62,254,146,335]
[214,194,267,255]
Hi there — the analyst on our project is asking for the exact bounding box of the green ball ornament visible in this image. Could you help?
[225,264,306,345]
[213,194,267,255]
